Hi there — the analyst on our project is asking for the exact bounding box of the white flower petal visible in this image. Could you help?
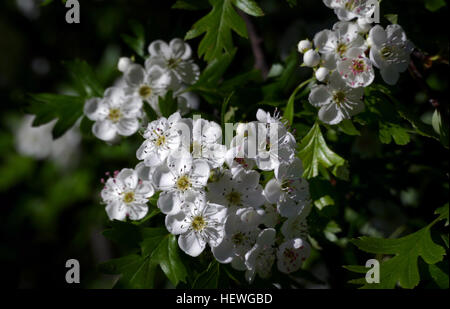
[92,120,117,141]
[369,25,387,47]
[165,211,189,235]
[148,40,171,58]
[178,231,205,257]
[264,179,282,204]
[117,118,139,136]
[105,201,127,221]
[157,191,181,215]
[127,204,148,220]
[309,85,332,107]
[318,103,344,125]
[124,64,145,87]
[117,168,138,189]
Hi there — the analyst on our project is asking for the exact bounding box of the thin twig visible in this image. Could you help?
[238,10,269,79]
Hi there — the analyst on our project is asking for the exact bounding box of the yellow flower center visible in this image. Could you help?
[108,108,121,123]
[351,59,366,74]
[139,85,152,99]
[123,191,135,204]
[191,216,206,231]
[167,58,181,69]
[176,175,191,191]
[155,135,166,147]
[232,232,245,245]
[336,42,348,56]
[333,91,346,107]
[226,191,241,206]
[381,46,394,60]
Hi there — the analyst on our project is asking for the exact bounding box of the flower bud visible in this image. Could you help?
[303,50,320,67]
[315,67,329,81]
[117,57,132,73]
[297,40,312,53]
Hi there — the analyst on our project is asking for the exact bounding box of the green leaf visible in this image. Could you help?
[121,21,146,58]
[384,14,398,24]
[231,0,264,17]
[27,94,85,139]
[378,122,411,145]
[158,90,178,117]
[324,220,342,243]
[428,262,449,288]
[98,254,156,289]
[367,84,440,143]
[196,49,237,86]
[284,78,314,125]
[150,234,188,286]
[308,177,335,210]
[435,203,449,227]
[297,122,346,179]
[425,0,446,12]
[140,227,168,257]
[336,119,360,136]
[63,59,104,98]
[348,209,448,289]
[192,261,220,288]
[103,220,142,250]
[343,265,371,274]
[140,228,188,287]
[263,50,301,100]
[185,0,248,62]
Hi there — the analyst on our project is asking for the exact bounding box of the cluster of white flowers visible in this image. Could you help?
[83,39,200,142]
[298,0,414,125]
[100,109,312,283]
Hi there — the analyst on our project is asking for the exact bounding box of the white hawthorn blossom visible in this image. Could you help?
[136,112,182,167]
[153,151,210,215]
[181,117,227,168]
[94,106,313,282]
[84,87,143,142]
[165,194,226,257]
[281,202,311,239]
[256,123,296,171]
[245,228,276,283]
[264,158,310,218]
[323,0,378,23]
[212,208,261,266]
[123,63,171,113]
[369,24,414,85]
[257,203,280,228]
[101,168,154,221]
[277,238,311,274]
[224,147,256,176]
[308,71,364,124]
[337,47,375,88]
[146,38,200,86]
[314,21,366,61]
[207,169,265,213]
